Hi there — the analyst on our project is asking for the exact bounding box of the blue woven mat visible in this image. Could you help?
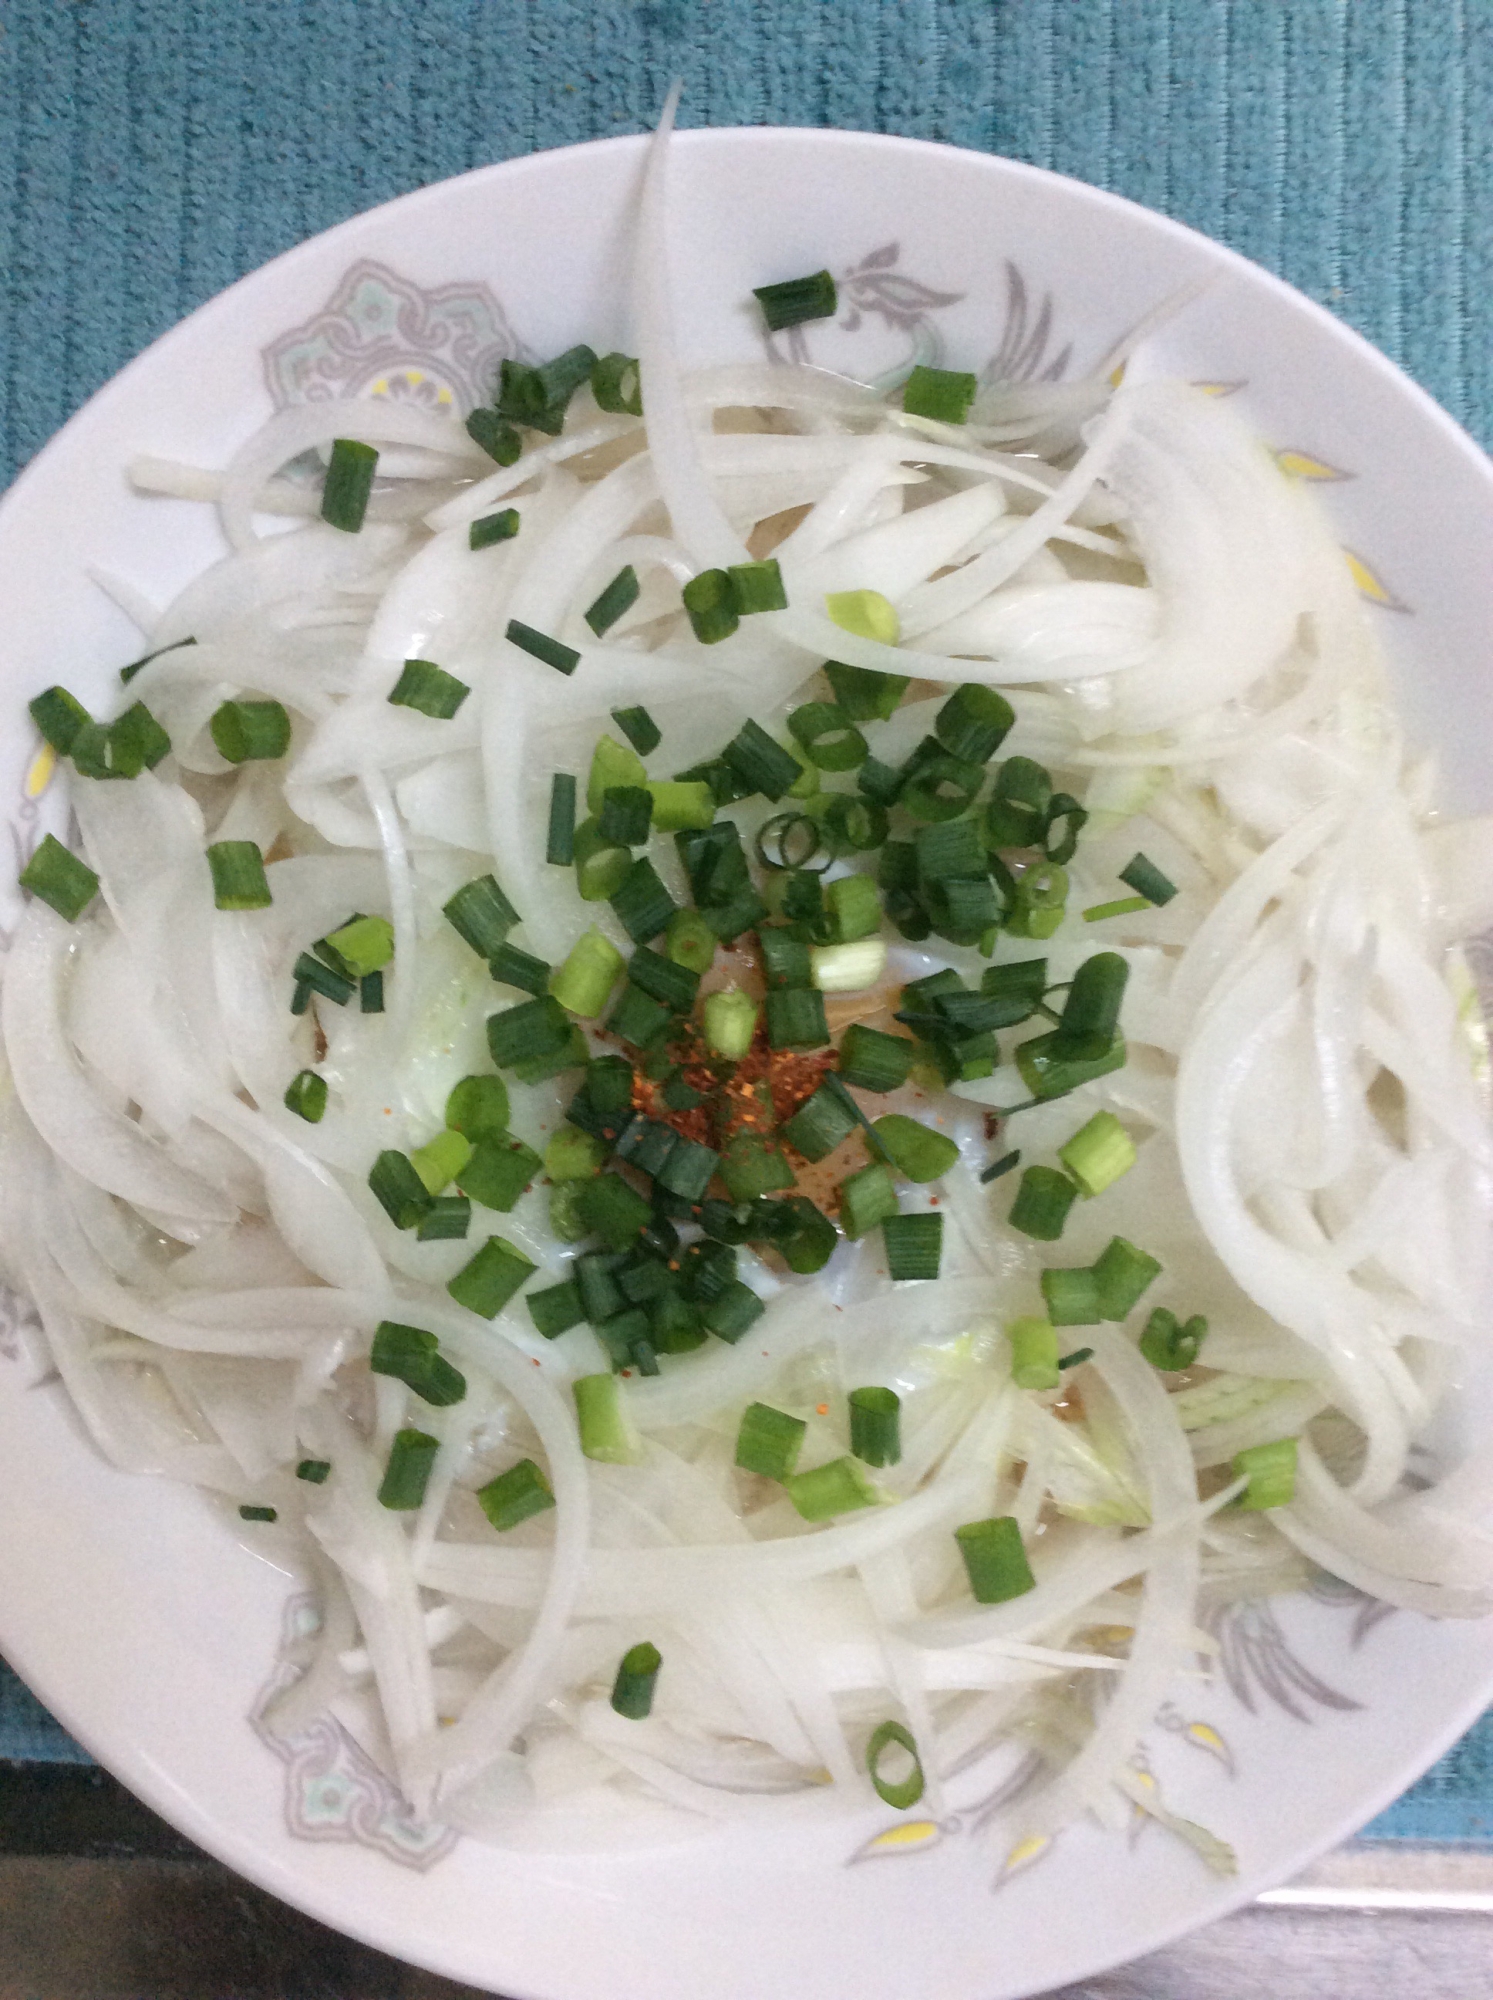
[0,0,1489,1844]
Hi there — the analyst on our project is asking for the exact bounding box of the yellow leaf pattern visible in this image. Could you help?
[851,1818,944,1862]
[1344,548,1409,611]
[25,743,56,799]
[1275,447,1351,482]
[994,1832,1052,1884]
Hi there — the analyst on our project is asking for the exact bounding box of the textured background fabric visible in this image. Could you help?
[0,0,1490,1843]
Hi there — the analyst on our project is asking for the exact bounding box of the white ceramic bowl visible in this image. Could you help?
[1,127,1491,2000]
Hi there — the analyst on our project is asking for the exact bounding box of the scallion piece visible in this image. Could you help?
[607,981,671,1051]
[469,506,521,550]
[1233,1436,1299,1511]
[825,873,881,944]
[582,566,641,639]
[610,1640,662,1719]
[388,658,470,719]
[980,1149,1021,1184]
[489,941,551,998]
[934,682,1013,763]
[466,409,522,464]
[722,718,802,801]
[206,840,271,911]
[849,1386,901,1466]
[865,1718,925,1809]
[525,1277,585,1339]
[457,1134,540,1212]
[903,364,978,424]
[870,1114,958,1184]
[283,1069,328,1123]
[597,785,653,847]
[416,1195,471,1241]
[591,350,642,415]
[756,927,810,992]
[822,794,889,855]
[702,987,759,1060]
[293,951,354,1008]
[1040,1265,1102,1326]
[735,1402,807,1480]
[107,705,173,776]
[900,747,983,824]
[119,636,196,686]
[837,1024,914,1094]
[1117,854,1179,910]
[574,1372,642,1464]
[545,1129,607,1187]
[575,1172,653,1251]
[721,1133,796,1203]
[1015,1029,1127,1101]
[980,957,1048,1025]
[239,1505,277,1523]
[784,1454,881,1522]
[1007,1315,1061,1391]
[701,1279,768,1343]
[754,269,837,331]
[825,588,898,645]
[607,705,660,760]
[764,987,830,1051]
[810,938,888,993]
[1056,952,1129,1056]
[370,1320,466,1407]
[445,1074,510,1139]
[546,773,577,866]
[1093,1236,1161,1320]
[573,818,632,902]
[506,618,580,676]
[321,438,378,532]
[443,874,519,960]
[882,1210,942,1281]
[955,1516,1035,1603]
[406,1128,474,1197]
[576,1254,626,1324]
[915,816,986,885]
[18,834,99,922]
[780,1084,857,1163]
[587,733,647,812]
[550,925,625,1018]
[1139,1307,1208,1371]
[1083,895,1151,923]
[610,857,676,943]
[728,557,788,615]
[486,994,572,1071]
[1058,1110,1136,1198]
[647,779,714,832]
[295,1459,331,1484]
[317,914,393,979]
[1008,1165,1080,1241]
[447,1234,536,1317]
[786,700,866,772]
[824,659,908,721]
[477,1457,555,1530]
[368,1150,433,1230]
[376,1427,439,1510]
[208,697,291,764]
[626,946,700,1012]
[682,568,739,645]
[1058,1346,1093,1369]
[838,1161,899,1240]
[29,686,91,753]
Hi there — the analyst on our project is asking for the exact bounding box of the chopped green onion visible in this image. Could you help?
[778,1086,855,1165]
[825,588,899,646]
[1056,953,1129,1056]
[318,914,393,978]
[447,1234,536,1317]
[321,438,378,532]
[649,1290,705,1353]
[573,818,632,901]
[19,835,99,922]
[735,1402,807,1480]
[593,1304,650,1372]
[469,507,521,550]
[822,794,889,855]
[466,409,523,463]
[1015,1029,1127,1101]
[825,874,880,945]
[206,840,271,912]
[495,346,597,432]
[755,812,824,874]
[609,703,659,757]
[29,686,91,753]
[810,938,888,993]
[694,989,753,1063]
[210,697,292,763]
[416,1195,471,1241]
[788,701,866,771]
[368,1150,432,1230]
[903,365,978,424]
[584,568,644,636]
[477,1457,555,1530]
[548,925,624,1018]
[597,785,653,847]
[613,1115,675,1178]
[728,558,788,614]
[837,1024,914,1093]
[979,958,1048,1026]
[545,1129,607,1186]
[871,1114,958,1184]
[865,1719,925,1809]
[387,658,470,719]
[377,1427,439,1509]
[550,1182,590,1241]
[283,1069,328,1123]
[544,773,577,867]
[1009,1165,1080,1241]
[575,1172,653,1251]
[721,1133,796,1203]
[457,1134,540,1212]
[646,779,714,832]
[1093,1236,1161,1320]
[489,941,552,997]
[980,1149,1021,1184]
[900,747,983,823]
[882,1210,942,1281]
[486,995,573,1070]
[1058,1110,1136,1197]
[526,1278,585,1339]
[119,637,196,686]
[983,755,1052,848]
[1233,1436,1299,1511]
[753,269,837,331]
[915,816,986,884]
[409,1128,473,1196]
[1140,1307,1208,1371]
[1042,793,1088,865]
[506,618,580,676]
[701,1279,768,1342]
[587,734,647,812]
[1007,1315,1061,1390]
[295,1459,331,1484]
[239,1505,277,1523]
[722,719,802,801]
[1083,896,1151,923]
[1058,1346,1093,1369]
[759,926,812,991]
[611,1640,662,1719]
[824,659,908,721]
[607,981,671,1051]
[838,1161,899,1239]
[591,351,642,415]
[610,858,676,944]
[360,969,385,1013]
[784,1454,881,1522]
[293,951,354,1008]
[574,1372,642,1463]
[682,568,740,645]
[764,987,830,1051]
[955,1516,1035,1603]
[934,683,1014,763]
[855,757,905,809]
[445,1074,510,1139]
[370,1320,466,1407]
[626,947,700,1012]
[576,1254,626,1324]
[849,1386,901,1466]
[443,874,518,960]
[1040,1266,1102,1326]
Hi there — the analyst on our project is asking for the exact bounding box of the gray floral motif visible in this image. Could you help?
[983,260,1074,385]
[251,1596,457,1871]
[0,1285,41,1365]
[1205,1593,1364,1722]
[262,259,520,417]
